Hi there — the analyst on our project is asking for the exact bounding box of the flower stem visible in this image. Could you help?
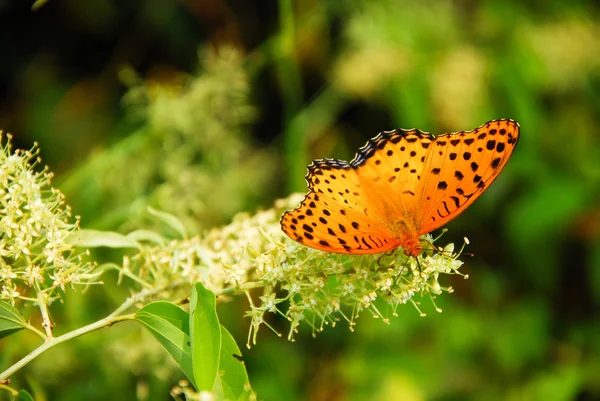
[0,313,134,381]
[0,281,185,381]
[36,288,53,338]
[22,321,47,341]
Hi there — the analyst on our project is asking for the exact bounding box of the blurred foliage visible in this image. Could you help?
[59,46,276,233]
[1,0,599,400]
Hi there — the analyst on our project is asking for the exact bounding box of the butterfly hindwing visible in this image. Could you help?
[280,159,400,254]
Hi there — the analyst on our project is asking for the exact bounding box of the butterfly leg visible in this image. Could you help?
[387,257,411,297]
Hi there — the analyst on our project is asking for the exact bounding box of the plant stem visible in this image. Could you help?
[0,383,18,395]
[0,313,134,381]
[36,288,53,338]
[22,321,47,341]
[218,280,268,296]
[0,281,185,381]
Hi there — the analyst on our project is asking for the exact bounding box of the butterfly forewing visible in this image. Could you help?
[416,119,519,234]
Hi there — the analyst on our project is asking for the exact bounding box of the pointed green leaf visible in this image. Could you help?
[213,326,253,400]
[16,390,34,401]
[135,301,196,388]
[0,301,26,339]
[147,207,187,239]
[190,282,221,392]
[67,229,140,249]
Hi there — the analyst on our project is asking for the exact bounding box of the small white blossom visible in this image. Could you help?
[25,265,44,286]
[256,253,271,273]
[342,282,355,296]
[361,291,377,307]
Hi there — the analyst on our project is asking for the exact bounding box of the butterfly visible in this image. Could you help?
[280,119,519,256]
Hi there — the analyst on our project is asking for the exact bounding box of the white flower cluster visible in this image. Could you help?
[119,192,467,345]
[200,194,468,346]
[0,134,99,304]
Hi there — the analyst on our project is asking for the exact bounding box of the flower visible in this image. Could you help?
[0,134,98,305]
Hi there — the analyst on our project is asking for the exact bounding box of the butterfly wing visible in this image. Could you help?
[349,129,434,236]
[416,119,520,234]
[281,159,401,254]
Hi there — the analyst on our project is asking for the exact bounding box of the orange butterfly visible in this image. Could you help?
[281,119,519,256]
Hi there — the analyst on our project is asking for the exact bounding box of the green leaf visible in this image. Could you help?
[213,326,253,400]
[190,282,221,392]
[126,229,167,246]
[0,301,26,339]
[147,206,187,239]
[135,302,196,388]
[16,390,34,401]
[67,229,140,249]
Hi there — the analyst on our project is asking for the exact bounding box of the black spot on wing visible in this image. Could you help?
[450,196,460,208]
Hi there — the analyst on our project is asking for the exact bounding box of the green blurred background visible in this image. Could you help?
[1,0,599,400]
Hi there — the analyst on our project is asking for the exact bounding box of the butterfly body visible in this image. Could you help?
[281,119,519,255]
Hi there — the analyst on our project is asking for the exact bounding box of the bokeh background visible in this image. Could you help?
[1,0,599,400]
